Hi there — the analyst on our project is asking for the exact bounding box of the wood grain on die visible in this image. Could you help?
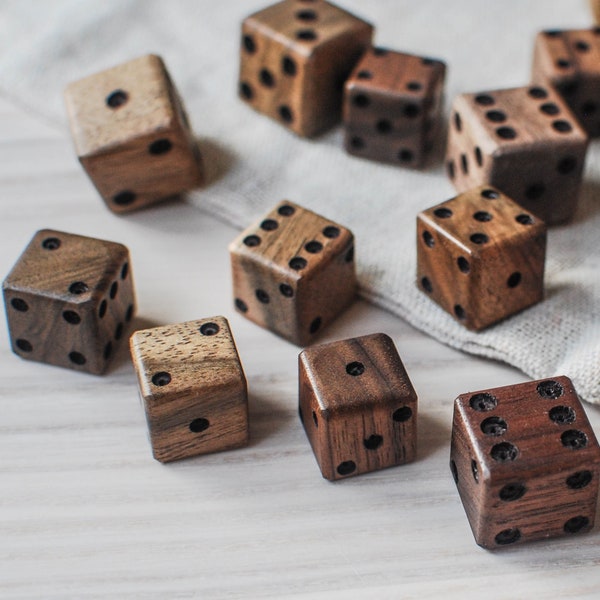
[417,186,546,331]
[446,86,588,224]
[129,316,248,463]
[64,54,203,213]
[532,29,600,136]
[299,333,417,480]
[239,0,373,137]
[343,47,446,168]
[229,200,356,346]
[3,229,135,374]
[451,376,600,549]
[591,0,600,23]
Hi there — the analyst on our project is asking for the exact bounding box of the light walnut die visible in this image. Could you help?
[229,201,356,346]
[239,0,373,137]
[64,54,203,213]
[417,186,547,331]
[450,376,600,549]
[129,317,249,463]
[532,28,600,137]
[446,85,588,224]
[591,0,600,24]
[343,47,446,168]
[299,333,418,481]
[3,229,136,374]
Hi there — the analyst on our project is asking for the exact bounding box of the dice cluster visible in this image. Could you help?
[239,0,447,169]
[2,0,600,551]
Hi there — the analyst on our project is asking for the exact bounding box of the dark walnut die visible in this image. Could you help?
[299,333,418,481]
[239,0,373,137]
[64,54,204,213]
[229,201,356,346]
[343,47,446,168]
[450,376,600,549]
[532,28,600,137]
[129,316,249,463]
[3,229,136,374]
[446,85,588,224]
[417,186,547,331]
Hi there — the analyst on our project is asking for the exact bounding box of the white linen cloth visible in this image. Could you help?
[1,0,599,403]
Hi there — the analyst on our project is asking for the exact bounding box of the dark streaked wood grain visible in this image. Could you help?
[532,28,600,137]
[417,185,547,331]
[450,375,600,549]
[343,47,446,168]
[445,85,588,224]
[239,0,373,137]
[3,228,136,374]
[229,200,357,346]
[299,333,417,480]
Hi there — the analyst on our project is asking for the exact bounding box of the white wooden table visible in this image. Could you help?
[1,96,599,599]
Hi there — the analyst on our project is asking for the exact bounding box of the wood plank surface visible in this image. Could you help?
[0,96,599,599]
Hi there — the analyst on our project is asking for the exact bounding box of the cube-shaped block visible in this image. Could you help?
[229,201,356,346]
[343,47,446,168]
[3,229,136,374]
[239,0,373,137]
[299,333,418,480]
[417,186,547,331]
[65,54,204,213]
[532,28,600,137]
[450,376,600,549]
[446,85,588,224]
[129,316,249,463]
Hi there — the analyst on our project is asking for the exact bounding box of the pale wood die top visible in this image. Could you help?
[129,316,246,406]
[64,54,178,157]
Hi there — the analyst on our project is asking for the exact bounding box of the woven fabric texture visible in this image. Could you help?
[1,0,599,403]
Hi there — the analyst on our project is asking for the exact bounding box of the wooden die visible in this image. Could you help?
[343,47,446,168]
[299,333,418,480]
[239,0,373,137]
[229,201,356,346]
[130,316,249,463]
[532,28,600,136]
[417,186,547,331]
[450,376,600,548]
[65,54,203,213]
[446,85,588,224]
[3,229,135,374]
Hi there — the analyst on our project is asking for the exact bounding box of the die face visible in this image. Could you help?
[417,186,547,331]
[450,376,600,548]
[343,48,446,168]
[532,29,600,136]
[239,0,373,137]
[65,54,203,213]
[229,201,356,346]
[129,316,249,463]
[446,86,588,224]
[299,333,417,480]
[3,230,135,374]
